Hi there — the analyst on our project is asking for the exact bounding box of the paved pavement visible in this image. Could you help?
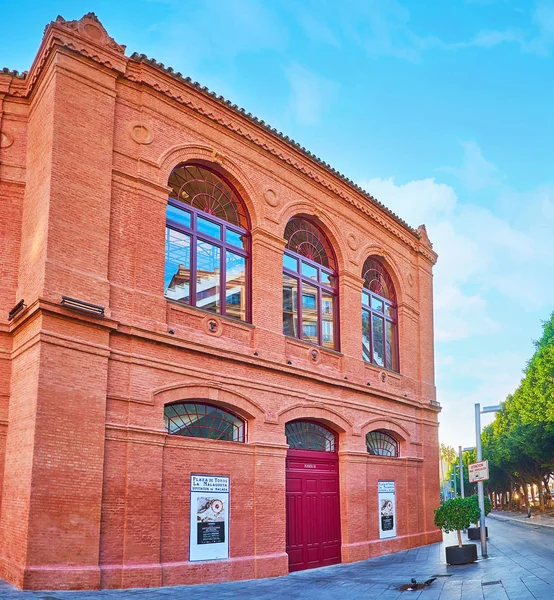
[1,517,553,599]
[489,509,554,529]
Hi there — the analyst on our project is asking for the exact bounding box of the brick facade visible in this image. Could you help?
[0,13,441,591]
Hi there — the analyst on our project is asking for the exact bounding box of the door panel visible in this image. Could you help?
[285,449,341,572]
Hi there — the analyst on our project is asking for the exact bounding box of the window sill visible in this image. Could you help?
[166,298,255,329]
[284,335,343,357]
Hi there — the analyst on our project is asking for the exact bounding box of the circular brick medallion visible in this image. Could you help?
[0,131,14,148]
[263,188,279,207]
[202,315,223,337]
[347,232,359,251]
[128,122,153,145]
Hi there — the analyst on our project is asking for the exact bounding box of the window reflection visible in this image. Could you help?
[165,229,191,304]
[302,283,319,343]
[196,240,220,313]
[372,314,384,367]
[322,291,334,348]
[226,252,246,320]
[283,273,298,337]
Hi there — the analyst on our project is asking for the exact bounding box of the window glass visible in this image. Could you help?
[385,303,396,319]
[321,291,334,349]
[282,273,299,337]
[285,421,336,452]
[372,314,385,367]
[321,271,332,286]
[225,252,246,320]
[166,204,191,228]
[165,402,245,442]
[197,215,222,239]
[226,228,245,249]
[164,229,191,304]
[362,291,370,306]
[301,261,318,281]
[386,321,398,372]
[196,240,221,313]
[302,283,319,343]
[366,431,398,456]
[371,296,384,313]
[283,253,298,272]
[362,309,371,362]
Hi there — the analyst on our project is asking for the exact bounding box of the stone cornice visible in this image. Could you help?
[124,56,437,264]
[1,13,437,266]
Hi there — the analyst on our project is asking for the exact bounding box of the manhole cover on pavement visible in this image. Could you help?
[482,580,502,586]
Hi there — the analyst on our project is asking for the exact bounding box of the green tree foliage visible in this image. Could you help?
[434,497,481,547]
[482,312,554,510]
[468,494,491,520]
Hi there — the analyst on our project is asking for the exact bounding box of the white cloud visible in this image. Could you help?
[361,177,457,225]
[283,63,338,125]
[359,141,552,345]
[439,141,501,190]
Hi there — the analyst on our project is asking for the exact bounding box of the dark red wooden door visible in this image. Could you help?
[285,449,341,572]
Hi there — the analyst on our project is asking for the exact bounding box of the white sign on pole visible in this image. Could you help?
[189,474,230,561]
[378,481,397,539]
[468,460,489,483]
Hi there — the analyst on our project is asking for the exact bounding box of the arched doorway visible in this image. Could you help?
[285,420,341,572]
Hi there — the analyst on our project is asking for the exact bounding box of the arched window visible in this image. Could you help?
[362,257,399,371]
[366,430,399,457]
[164,164,250,321]
[164,402,246,442]
[285,420,337,452]
[282,217,338,349]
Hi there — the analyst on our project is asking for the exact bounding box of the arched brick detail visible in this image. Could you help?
[359,417,411,441]
[359,417,412,455]
[157,143,260,228]
[356,244,406,306]
[278,202,347,274]
[277,403,353,438]
[153,383,265,439]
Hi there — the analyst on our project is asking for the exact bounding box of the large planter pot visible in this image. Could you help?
[445,544,478,565]
[467,526,488,540]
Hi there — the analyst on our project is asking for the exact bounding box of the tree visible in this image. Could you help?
[481,312,554,511]
[434,497,481,547]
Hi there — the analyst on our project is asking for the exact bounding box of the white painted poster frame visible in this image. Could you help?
[189,474,230,561]
[378,480,397,539]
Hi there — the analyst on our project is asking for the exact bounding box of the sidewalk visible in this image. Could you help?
[1,518,553,599]
[490,509,554,529]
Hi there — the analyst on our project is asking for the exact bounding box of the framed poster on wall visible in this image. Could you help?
[378,480,397,539]
[190,474,230,561]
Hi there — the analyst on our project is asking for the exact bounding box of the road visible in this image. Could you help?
[1,516,553,599]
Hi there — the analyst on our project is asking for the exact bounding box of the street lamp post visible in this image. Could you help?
[458,446,465,498]
[453,465,457,497]
[475,403,501,558]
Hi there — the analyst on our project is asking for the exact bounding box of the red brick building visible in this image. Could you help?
[0,13,441,591]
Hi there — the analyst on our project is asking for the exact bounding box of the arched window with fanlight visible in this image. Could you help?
[164,401,246,442]
[285,420,337,452]
[366,430,399,457]
[282,217,338,349]
[164,164,250,321]
[361,257,399,372]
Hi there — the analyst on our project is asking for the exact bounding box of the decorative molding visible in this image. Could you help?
[263,187,279,207]
[50,13,126,54]
[0,130,14,148]
[128,121,153,144]
[346,232,359,251]
[202,315,223,337]
[2,13,437,265]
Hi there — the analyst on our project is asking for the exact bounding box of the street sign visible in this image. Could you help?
[468,460,489,483]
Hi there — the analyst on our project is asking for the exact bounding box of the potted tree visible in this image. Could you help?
[434,497,481,565]
[467,495,491,540]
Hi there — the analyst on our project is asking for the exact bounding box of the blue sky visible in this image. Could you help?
[3,0,553,448]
